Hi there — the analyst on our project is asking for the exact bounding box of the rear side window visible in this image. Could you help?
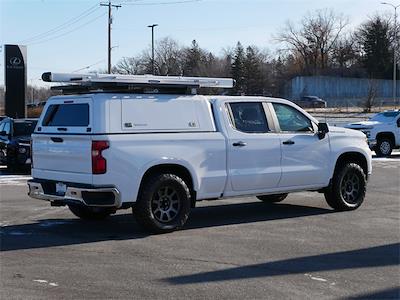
[229,102,269,133]
[42,104,89,127]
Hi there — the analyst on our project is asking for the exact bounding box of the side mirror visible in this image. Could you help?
[317,122,329,140]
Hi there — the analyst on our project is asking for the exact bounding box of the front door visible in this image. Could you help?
[226,101,282,192]
[271,102,331,188]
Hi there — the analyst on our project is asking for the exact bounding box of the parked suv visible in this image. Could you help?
[345,110,400,157]
[0,118,38,171]
[28,73,372,233]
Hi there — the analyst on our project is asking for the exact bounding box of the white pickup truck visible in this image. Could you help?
[28,73,372,233]
[345,110,400,157]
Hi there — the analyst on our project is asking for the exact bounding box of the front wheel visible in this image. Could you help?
[68,204,115,220]
[375,138,393,157]
[134,174,191,233]
[257,193,288,203]
[324,163,366,211]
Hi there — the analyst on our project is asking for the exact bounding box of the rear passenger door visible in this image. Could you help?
[271,102,331,188]
[226,101,282,192]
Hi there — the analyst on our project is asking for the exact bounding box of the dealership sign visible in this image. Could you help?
[4,44,27,118]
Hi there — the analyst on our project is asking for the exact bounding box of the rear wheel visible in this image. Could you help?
[257,193,288,203]
[324,163,366,211]
[375,138,393,157]
[68,204,115,220]
[134,173,191,233]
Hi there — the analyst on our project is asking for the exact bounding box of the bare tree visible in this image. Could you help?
[152,37,183,75]
[363,79,378,112]
[277,9,349,75]
[331,35,358,69]
[115,57,143,75]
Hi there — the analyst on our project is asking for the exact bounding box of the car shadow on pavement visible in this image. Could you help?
[348,287,400,300]
[0,202,333,251]
[163,243,400,285]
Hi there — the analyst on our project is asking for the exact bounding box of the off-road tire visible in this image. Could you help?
[257,193,288,203]
[324,163,366,211]
[68,204,115,220]
[375,138,393,157]
[134,173,191,233]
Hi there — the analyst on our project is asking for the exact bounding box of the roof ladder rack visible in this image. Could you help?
[42,72,235,95]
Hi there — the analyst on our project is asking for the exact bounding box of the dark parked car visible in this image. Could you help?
[295,96,327,108]
[0,118,38,171]
[27,103,37,109]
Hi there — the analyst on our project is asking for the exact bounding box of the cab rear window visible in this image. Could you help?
[42,104,89,127]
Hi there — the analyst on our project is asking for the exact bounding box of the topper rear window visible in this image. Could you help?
[42,103,89,127]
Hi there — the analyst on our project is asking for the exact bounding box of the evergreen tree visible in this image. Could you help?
[231,42,245,94]
[183,40,203,76]
[357,16,392,79]
[244,46,263,95]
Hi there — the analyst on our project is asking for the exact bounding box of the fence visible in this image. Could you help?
[284,76,400,107]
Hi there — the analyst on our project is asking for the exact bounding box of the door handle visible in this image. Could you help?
[233,141,247,147]
[282,140,295,145]
[51,137,64,143]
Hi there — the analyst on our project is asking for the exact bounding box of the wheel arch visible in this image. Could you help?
[333,152,369,179]
[376,132,395,144]
[137,163,197,204]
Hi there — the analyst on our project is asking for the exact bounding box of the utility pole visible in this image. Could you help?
[382,2,400,106]
[101,1,121,74]
[148,24,158,75]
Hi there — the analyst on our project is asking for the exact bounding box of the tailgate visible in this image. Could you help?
[33,134,92,173]
[32,97,93,175]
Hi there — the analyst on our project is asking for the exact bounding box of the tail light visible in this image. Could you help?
[92,140,109,174]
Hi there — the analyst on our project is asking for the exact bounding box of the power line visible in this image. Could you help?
[121,0,201,5]
[27,12,107,46]
[72,59,107,73]
[18,3,101,44]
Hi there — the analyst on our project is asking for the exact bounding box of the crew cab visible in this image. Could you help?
[28,73,372,233]
[345,110,400,157]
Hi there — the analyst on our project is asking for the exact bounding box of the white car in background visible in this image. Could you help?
[345,110,400,157]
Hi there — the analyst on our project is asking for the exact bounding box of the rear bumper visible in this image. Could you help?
[27,178,121,208]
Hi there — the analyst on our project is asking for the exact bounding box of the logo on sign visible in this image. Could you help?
[10,57,22,66]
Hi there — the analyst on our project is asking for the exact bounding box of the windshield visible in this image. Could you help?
[13,121,38,136]
[370,111,400,121]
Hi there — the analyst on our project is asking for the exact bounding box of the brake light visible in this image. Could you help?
[92,140,109,174]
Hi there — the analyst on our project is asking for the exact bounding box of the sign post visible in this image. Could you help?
[4,44,27,118]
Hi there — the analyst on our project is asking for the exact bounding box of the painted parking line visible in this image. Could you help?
[0,175,31,186]
[372,157,400,162]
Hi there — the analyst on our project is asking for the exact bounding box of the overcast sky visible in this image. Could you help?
[0,0,396,87]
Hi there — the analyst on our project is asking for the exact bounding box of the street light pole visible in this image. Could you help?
[382,2,400,106]
[148,24,158,75]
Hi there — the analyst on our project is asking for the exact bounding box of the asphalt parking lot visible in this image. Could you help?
[0,154,399,299]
